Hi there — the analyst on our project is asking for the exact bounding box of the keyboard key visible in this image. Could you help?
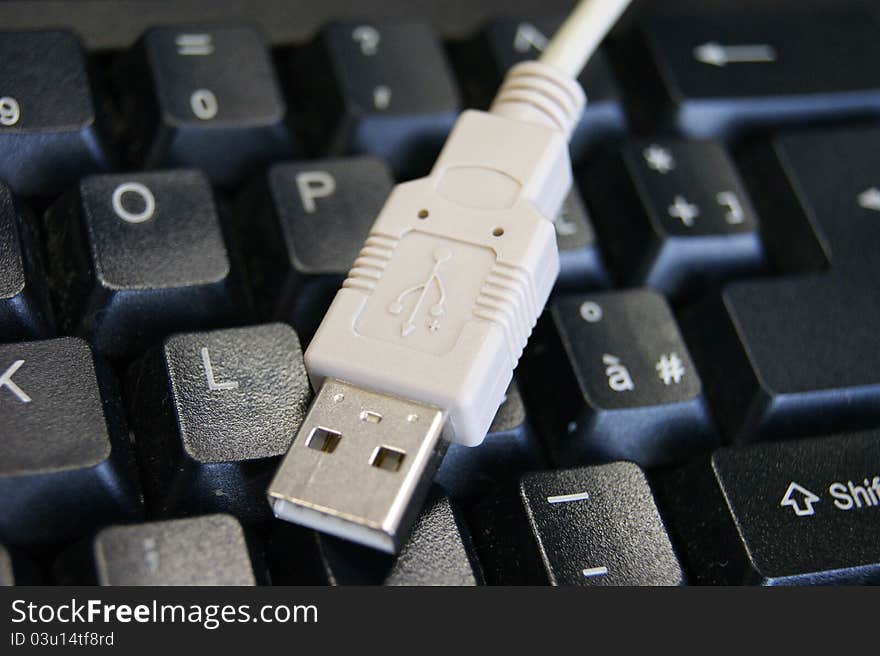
[65,515,257,585]
[43,170,247,359]
[0,338,140,545]
[456,18,626,159]
[437,379,546,501]
[290,21,460,177]
[687,127,880,442]
[660,431,880,585]
[0,30,112,195]
[552,189,609,290]
[583,139,764,297]
[268,491,482,585]
[237,157,393,339]
[520,463,684,585]
[126,324,311,521]
[0,544,13,585]
[624,12,880,138]
[525,290,716,467]
[0,182,53,340]
[117,26,293,183]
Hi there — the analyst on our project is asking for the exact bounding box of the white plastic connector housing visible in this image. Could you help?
[305,62,585,447]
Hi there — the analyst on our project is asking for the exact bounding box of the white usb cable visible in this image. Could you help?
[269,0,633,553]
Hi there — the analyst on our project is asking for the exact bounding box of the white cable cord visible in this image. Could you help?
[540,0,632,77]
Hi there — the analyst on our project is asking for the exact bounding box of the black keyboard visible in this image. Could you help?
[1,0,879,587]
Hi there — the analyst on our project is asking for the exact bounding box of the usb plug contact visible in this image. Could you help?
[268,379,447,554]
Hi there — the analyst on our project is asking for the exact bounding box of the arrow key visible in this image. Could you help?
[657,430,880,584]
[619,12,880,138]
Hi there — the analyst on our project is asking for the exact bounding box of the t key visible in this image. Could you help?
[118,27,293,183]
[520,463,684,585]
[525,290,715,467]
[661,431,880,584]
[0,31,111,195]
[237,157,393,340]
[43,170,247,359]
[0,338,140,545]
[126,324,311,521]
[688,127,880,442]
[291,22,460,177]
[584,139,764,297]
[624,12,880,138]
[0,182,53,340]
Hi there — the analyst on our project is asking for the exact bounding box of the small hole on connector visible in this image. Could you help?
[305,426,342,453]
[492,227,504,237]
[418,209,429,219]
[370,446,406,472]
[360,410,382,423]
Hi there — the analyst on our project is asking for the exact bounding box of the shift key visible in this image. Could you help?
[668,430,880,585]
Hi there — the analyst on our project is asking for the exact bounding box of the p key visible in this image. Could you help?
[118,26,293,183]
[0,338,140,545]
[0,30,111,195]
[43,170,247,359]
[291,22,460,177]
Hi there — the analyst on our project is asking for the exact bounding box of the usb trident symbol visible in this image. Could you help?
[388,247,452,337]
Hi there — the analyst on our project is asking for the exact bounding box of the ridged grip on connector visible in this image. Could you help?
[489,61,586,140]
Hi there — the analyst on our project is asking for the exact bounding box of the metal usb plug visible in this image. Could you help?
[268,378,447,554]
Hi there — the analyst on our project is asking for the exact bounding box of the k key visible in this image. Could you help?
[118,26,293,183]
[43,170,247,359]
[0,30,111,195]
[0,338,140,545]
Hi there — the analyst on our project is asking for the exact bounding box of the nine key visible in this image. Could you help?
[290,21,460,178]
[61,515,258,585]
[43,170,247,360]
[520,463,684,585]
[126,324,311,521]
[0,181,53,341]
[237,156,393,340]
[583,138,764,298]
[117,26,293,183]
[623,12,880,138]
[660,431,880,585]
[0,30,111,195]
[0,338,140,545]
[525,290,715,467]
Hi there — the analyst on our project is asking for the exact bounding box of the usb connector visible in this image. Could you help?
[268,0,631,552]
[269,379,447,553]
